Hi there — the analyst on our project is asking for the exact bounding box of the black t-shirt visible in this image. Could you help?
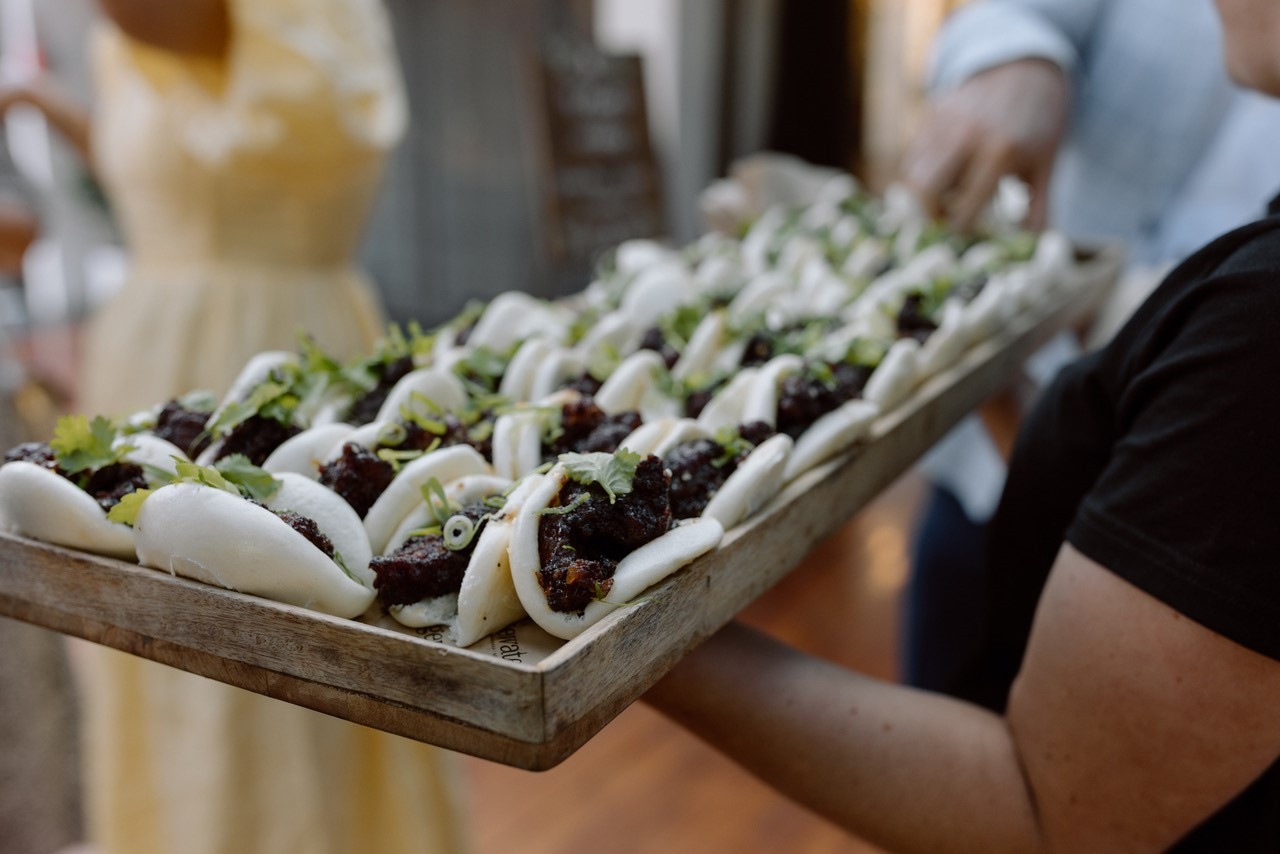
[958,196,1280,850]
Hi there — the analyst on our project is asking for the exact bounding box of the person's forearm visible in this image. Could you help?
[9,79,92,167]
[646,623,1042,854]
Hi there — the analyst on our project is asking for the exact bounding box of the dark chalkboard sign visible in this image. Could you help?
[533,37,664,272]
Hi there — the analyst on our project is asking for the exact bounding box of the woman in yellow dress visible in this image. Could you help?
[6,1,466,851]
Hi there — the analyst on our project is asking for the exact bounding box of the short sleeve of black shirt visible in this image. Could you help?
[966,207,1280,850]
[1069,260,1280,661]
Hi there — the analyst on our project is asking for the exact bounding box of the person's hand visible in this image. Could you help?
[902,58,1069,232]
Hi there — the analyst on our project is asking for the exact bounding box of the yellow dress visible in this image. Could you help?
[78,3,467,852]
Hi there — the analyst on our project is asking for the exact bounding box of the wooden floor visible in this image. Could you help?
[462,473,924,854]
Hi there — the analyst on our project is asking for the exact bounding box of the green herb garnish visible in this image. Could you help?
[842,336,887,368]
[420,477,456,527]
[169,456,281,501]
[333,550,365,586]
[211,454,282,501]
[50,415,135,475]
[657,303,704,352]
[105,488,153,527]
[586,343,622,384]
[535,491,591,516]
[441,514,479,551]
[205,381,296,438]
[177,389,217,413]
[377,446,432,472]
[711,426,757,469]
[808,360,838,391]
[559,449,640,504]
[453,346,511,394]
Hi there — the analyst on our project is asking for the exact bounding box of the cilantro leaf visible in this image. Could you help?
[657,303,704,351]
[297,333,342,376]
[453,346,511,394]
[559,449,640,504]
[711,426,757,469]
[173,459,238,495]
[50,415,133,474]
[212,454,281,501]
[586,343,622,384]
[808,360,838,391]
[140,462,177,486]
[566,307,600,346]
[171,457,279,501]
[842,336,887,368]
[529,405,564,446]
[177,389,218,413]
[206,381,294,438]
[106,488,152,527]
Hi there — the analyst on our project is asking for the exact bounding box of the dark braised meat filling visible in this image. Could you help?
[664,438,728,520]
[776,363,873,440]
[154,401,212,458]
[738,420,777,447]
[212,415,300,467]
[275,509,335,559]
[683,377,728,419]
[84,463,147,512]
[4,442,62,473]
[2,442,145,510]
[638,327,680,369]
[536,456,671,614]
[897,293,938,344]
[319,442,394,519]
[663,421,774,519]
[559,372,603,397]
[740,331,775,367]
[543,398,642,461]
[347,355,415,425]
[371,502,491,604]
[740,319,841,369]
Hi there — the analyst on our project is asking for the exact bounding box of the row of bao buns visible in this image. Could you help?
[0,177,1078,643]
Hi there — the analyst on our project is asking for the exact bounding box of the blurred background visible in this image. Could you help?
[1,0,960,408]
[0,2,958,852]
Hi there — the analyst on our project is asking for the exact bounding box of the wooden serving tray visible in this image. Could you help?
[0,251,1120,770]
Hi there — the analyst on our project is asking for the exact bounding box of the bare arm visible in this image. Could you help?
[0,78,92,166]
[646,545,1280,852]
[97,0,229,59]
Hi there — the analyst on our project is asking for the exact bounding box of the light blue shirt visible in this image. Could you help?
[924,0,1280,521]
[933,0,1280,264]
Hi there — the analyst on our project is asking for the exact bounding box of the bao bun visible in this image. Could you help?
[508,464,723,640]
[134,473,375,618]
[0,433,189,560]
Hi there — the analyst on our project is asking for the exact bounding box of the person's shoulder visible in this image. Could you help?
[1212,218,1280,279]
[1148,214,1280,322]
